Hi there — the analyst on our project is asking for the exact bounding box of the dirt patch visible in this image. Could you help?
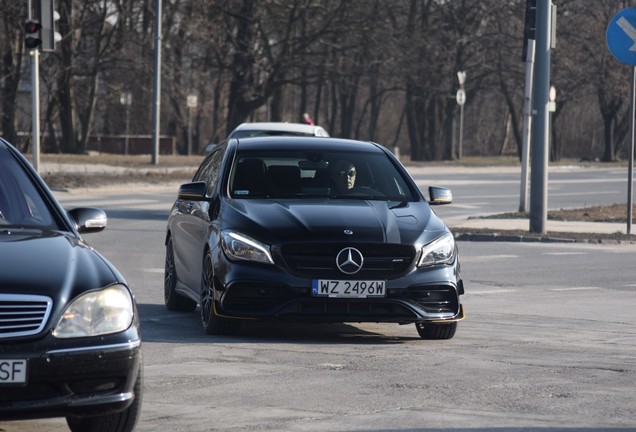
[42,170,193,190]
[461,204,636,243]
[488,204,634,223]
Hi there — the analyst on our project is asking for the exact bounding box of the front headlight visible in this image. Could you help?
[417,232,456,267]
[221,230,274,264]
[53,284,134,338]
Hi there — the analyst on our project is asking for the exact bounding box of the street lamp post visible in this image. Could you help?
[120,91,132,154]
[456,71,467,160]
[186,95,198,156]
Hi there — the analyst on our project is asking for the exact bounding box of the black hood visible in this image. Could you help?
[224,198,448,245]
[0,229,121,299]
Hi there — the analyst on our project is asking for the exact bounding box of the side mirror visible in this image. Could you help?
[428,186,452,205]
[68,207,107,233]
[178,182,207,201]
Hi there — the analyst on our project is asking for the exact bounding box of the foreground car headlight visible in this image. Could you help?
[417,232,456,267]
[53,284,134,338]
[221,230,274,264]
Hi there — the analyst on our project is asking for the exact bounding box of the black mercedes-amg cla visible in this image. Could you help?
[164,136,464,339]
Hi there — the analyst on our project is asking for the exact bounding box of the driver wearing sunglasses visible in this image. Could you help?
[331,160,357,193]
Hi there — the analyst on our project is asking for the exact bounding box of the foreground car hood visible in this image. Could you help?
[0,229,120,297]
[225,199,447,244]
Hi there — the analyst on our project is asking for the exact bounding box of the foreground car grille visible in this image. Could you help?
[281,243,415,278]
[0,294,53,339]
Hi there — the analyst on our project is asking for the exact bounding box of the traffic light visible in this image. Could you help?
[522,0,537,61]
[25,0,60,52]
[38,0,61,52]
[25,19,42,50]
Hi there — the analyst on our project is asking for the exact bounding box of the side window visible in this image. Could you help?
[0,150,56,228]
[203,149,225,196]
[192,156,214,183]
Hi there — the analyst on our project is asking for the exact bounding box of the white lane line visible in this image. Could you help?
[549,287,602,292]
[542,252,587,256]
[460,255,519,262]
[469,289,516,295]
[145,268,164,273]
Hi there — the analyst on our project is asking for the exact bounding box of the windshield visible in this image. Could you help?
[0,148,59,229]
[229,150,417,201]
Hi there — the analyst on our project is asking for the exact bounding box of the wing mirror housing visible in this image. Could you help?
[178,182,207,201]
[68,207,107,233]
[428,186,452,205]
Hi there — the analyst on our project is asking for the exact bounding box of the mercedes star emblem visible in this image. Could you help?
[336,247,364,275]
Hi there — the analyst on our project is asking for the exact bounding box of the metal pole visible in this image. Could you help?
[627,67,635,236]
[187,106,192,156]
[458,100,464,160]
[529,0,551,234]
[31,49,40,172]
[519,39,536,213]
[151,0,162,165]
[125,102,130,155]
[28,0,41,172]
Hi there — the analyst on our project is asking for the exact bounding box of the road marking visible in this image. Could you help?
[469,289,516,295]
[542,252,587,256]
[549,287,602,292]
[145,268,165,273]
[460,255,519,262]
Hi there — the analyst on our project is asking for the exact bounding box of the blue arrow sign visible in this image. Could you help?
[607,8,636,66]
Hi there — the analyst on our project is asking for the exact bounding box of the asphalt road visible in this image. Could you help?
[2,166,635,432]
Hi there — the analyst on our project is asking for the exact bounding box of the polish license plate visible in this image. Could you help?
[312,280,386,298]
[0,359,27,385]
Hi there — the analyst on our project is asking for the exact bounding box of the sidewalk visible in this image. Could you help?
[448,217,627,234]
[447,217,633,243]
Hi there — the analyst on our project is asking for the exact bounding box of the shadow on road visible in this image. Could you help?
[136,302,419,345]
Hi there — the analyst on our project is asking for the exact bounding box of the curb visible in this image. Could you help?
[453,231,634,245]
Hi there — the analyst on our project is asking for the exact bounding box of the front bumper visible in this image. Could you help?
[212,248,464,324]
[0,328,141,421]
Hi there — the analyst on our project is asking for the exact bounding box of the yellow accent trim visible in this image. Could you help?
[430,304,465,323]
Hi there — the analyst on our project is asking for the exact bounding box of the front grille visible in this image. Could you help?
[281,243,415,278]
[0,294,53,339]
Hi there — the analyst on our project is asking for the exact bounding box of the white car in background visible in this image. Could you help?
[205,122,330,153]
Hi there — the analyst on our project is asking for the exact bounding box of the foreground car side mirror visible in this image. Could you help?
[178,182,207,201]
[68,207,107,233]
[428,186,452,205]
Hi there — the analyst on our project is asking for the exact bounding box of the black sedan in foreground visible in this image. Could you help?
[165,136,464,339]
[0,138,142,431]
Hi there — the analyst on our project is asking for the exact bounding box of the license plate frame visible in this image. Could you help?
[0,359,28,386]
[312,279,386,298]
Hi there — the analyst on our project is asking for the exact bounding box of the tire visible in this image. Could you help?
[415,321,457,340]
[66,361,143,432]
[164,237,197,312]
[200,251,239,335]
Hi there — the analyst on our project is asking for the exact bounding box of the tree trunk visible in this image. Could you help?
[602,115,614,162]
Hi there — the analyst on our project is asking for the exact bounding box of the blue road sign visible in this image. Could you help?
[607,8,636,66]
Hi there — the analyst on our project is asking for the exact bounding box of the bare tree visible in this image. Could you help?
[0,1,27,149]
